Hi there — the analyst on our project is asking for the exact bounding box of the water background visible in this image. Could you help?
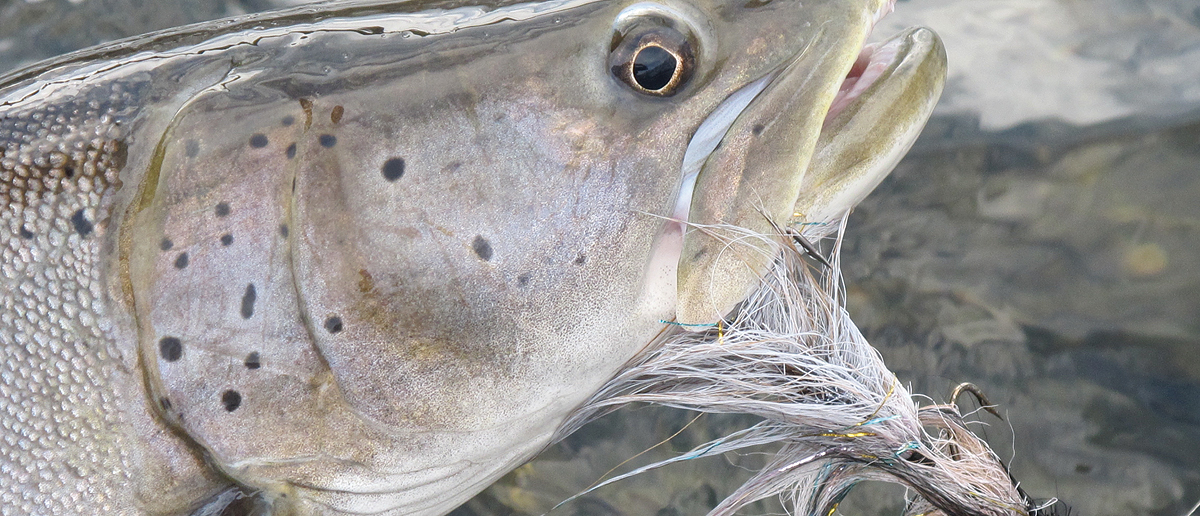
[2,0,1197,514]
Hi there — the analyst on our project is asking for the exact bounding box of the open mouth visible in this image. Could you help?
[825,36,904,125]
[824,0,904,124]
[670,16,938,226]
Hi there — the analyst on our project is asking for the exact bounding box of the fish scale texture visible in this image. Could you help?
[0,95,134,515]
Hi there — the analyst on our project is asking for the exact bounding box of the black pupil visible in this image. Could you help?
[631,45,677,91]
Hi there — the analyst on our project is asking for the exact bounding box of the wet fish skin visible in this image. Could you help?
[0,85,229,514]
[0,0,918,514]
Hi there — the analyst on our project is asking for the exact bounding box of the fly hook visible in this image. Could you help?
[950,382,1002,420]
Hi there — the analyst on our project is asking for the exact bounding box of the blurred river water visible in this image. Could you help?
[1,0,1198,514]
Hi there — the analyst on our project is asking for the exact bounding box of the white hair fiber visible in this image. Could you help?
[553,221,1035,516]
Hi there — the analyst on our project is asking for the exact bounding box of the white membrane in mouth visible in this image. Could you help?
[671,74,774,222]
[824,35,903,125]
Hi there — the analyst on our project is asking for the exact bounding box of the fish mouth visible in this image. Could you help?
[673,23,944,225]
[822,0,899,124]
[794,24,947,227]
[825,36,905,125]
[672,19,946,325]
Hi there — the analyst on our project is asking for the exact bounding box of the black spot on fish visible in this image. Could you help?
[574,253,587,265]
[319,134,337,148]
[241,283,256,319]
[244,352,261,370]
[220,234,233,246]
[279,224,289,237]
[160,237,173,251]
[281,115,295,127]
[517,273,531,286]
[752,123,765,135]
[185,140,200,157]
[18,226,33,239]
[324,316,343,334]
[382,157,405,181]
[215,202,231,217]
[249,134,269,148]
[472,235,493,261]
[286,143,297,159]
[159,337,182,362]
[331,105,344,124]
[70,209,93,237]
[221,390,242,412]
[159,397,172,411]
[174,252,189,269]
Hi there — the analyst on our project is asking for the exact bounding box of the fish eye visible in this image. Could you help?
[609,19,695,96]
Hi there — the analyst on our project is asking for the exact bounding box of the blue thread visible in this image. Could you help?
[892,441,920,458]
[659,320,720,327]
[814,461,834,489]
[680,438,726,460]
[858,415,901,427]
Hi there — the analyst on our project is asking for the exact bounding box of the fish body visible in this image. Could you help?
[0,0,945,514]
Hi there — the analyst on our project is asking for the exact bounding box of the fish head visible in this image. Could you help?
[0,0,940,512]
[674,3,947,324]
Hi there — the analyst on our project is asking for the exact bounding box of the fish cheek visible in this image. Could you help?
[288,106,567,432]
